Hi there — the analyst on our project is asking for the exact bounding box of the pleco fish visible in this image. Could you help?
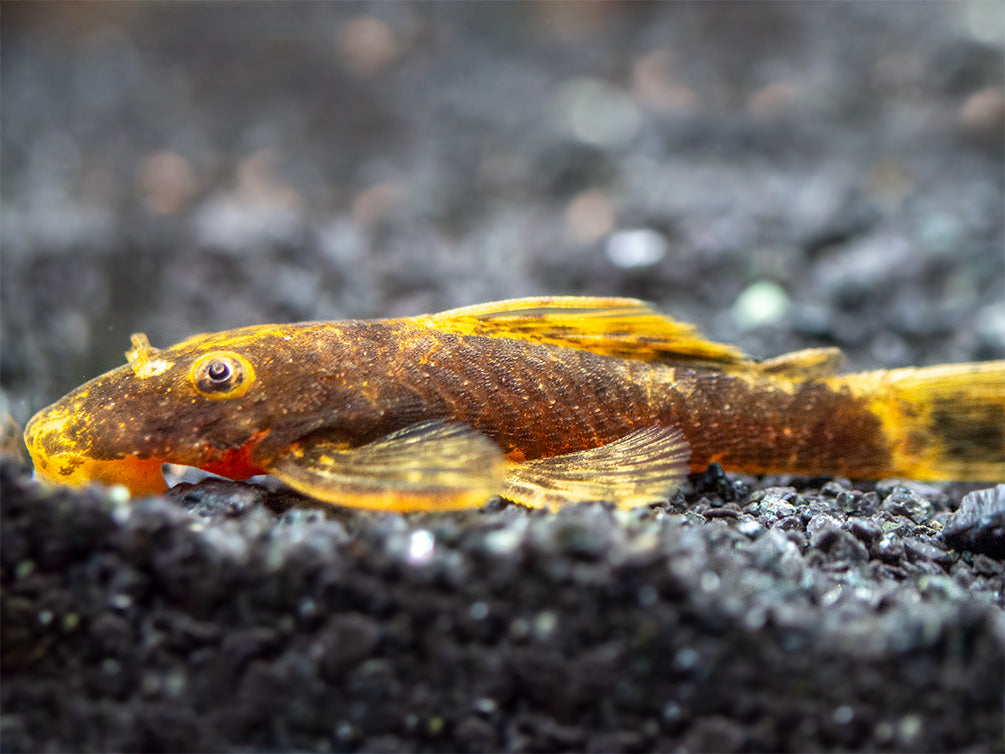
[23,297,1005,511]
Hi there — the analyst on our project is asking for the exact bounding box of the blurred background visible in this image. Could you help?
[3,2,1003,425]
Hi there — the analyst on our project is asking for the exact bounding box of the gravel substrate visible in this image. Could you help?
[3,460,1003,752]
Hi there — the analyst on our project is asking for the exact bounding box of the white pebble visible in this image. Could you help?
[407,529,435,566]
[605,228,667,268]
[732,280,790,330]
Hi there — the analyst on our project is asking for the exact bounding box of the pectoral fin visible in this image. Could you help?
[268,421,505,512]
[503,425,689,510]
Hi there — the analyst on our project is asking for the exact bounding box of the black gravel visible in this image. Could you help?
[942,485,1005,560]
[3,460,1004,753]
[2,4,1003,752]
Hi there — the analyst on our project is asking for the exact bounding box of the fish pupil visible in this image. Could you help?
[208,360,232,382]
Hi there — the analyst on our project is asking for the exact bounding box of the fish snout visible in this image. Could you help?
[23,403,167,495]
[24,403,84,481]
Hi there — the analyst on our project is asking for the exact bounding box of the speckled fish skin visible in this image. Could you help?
[22,297,1005,510]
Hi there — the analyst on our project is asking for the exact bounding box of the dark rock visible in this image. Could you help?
[454,716,499,753]
[904,537,954,567]
[317,613,382,677]
[873,532,905,564]
[813,527,870,564]
[678,716,745,753]
[585,729,646,753]
[941,485,1005,559]
[845,516,883,546]
[692,462,739,503]
[880,487,935,525]
[165,479,270,519]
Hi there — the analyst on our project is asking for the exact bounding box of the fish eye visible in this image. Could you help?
[190,351,255,400]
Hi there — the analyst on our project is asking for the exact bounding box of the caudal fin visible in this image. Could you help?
[835,361,1005,482]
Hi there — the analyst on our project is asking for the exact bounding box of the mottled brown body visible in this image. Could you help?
[659,371,891,477]
[24,296,1005,510]
[316,323,894,478]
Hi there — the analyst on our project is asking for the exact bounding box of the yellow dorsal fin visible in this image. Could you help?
[420,296,747,366]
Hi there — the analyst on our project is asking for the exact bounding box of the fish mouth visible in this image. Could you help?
[24,407,168,496]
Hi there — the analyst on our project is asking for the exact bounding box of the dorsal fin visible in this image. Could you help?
[419,296,748,366]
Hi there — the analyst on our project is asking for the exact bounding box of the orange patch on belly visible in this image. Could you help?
[198,430,271,480]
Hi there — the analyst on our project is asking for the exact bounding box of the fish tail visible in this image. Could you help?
[834,361,1005,482]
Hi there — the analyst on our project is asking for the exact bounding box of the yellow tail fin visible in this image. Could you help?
[834,361,1005,482]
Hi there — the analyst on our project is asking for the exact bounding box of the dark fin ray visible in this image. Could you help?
[503,425,690,510]
[268,420,504,512]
